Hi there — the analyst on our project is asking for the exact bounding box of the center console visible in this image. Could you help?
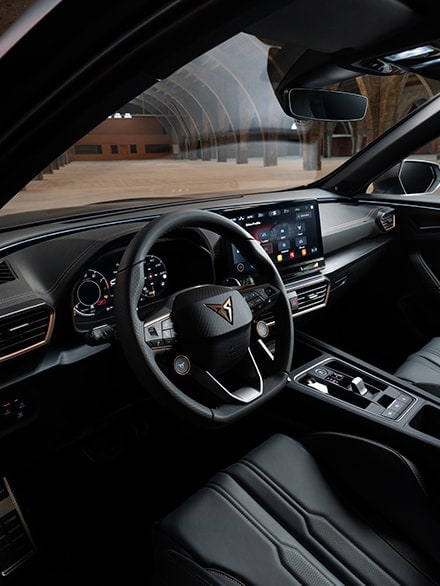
[288,331,440,453]
[295,357,416,421]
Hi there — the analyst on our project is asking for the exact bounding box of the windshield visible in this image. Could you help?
[2,29,440,216]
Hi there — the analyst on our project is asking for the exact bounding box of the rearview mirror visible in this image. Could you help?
[372,159,440,194]
[285,88,368,122]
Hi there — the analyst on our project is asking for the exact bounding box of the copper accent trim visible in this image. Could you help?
[0,304,54,362]
[205,296,233,324]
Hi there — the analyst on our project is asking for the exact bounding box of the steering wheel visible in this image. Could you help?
[114,209,293,428]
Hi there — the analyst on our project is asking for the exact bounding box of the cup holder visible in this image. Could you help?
[409,404,440,440]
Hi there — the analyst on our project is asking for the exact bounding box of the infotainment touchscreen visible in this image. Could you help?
[222,199,325,278]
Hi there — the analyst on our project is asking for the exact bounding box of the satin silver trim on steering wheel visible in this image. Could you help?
[203,349,263,403]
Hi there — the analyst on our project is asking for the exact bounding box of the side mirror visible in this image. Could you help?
[372,159,440,194]
[284,88,368,122]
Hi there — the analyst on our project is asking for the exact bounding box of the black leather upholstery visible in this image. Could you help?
[394,337,440,396]
[152,432,440,585]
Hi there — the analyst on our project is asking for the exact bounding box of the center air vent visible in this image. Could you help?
[0,261,16,284]
[376,207,395,232]
[291,277,330,315]
[259,276,330,325]
[0,304,54,361]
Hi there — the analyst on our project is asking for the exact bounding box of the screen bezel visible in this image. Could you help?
[221,199,325,280]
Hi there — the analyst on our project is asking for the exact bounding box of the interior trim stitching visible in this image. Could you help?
[242,441,438,581]
[235,457,407,584]
[400,355,440,375]
[419,346,440,362]
[324,434,429,496]
[366,523,440,585]
[397,348,440,394]
[207,567,246,585]
[206,479,340,585]
[165,549,214,585]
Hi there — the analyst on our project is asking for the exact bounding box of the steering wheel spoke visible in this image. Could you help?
[175,348,264,404]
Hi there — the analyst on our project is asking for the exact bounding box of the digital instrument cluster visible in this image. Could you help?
[71,231,215,335]
[72,248,169,332]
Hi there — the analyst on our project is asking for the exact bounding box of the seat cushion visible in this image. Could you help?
[151,433,440,585]
[394,337,440,395]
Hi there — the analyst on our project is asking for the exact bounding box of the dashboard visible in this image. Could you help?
[0,189,398,453]
[0,190,396,413]
[71,198,330,336]
[60,195,394,349]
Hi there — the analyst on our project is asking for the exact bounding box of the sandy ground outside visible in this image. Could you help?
[2,157,348,215]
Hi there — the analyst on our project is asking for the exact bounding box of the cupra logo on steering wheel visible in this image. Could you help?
[205,296,233,324]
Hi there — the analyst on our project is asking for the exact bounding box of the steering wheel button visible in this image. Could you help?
[174,355,191,375]
[161,323,175,338]
[256,320,269,338]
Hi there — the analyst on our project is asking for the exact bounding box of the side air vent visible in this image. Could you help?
[376,207,395,232]
[0,304,54,361]
[292,277,330,315]
[0,261,16,284]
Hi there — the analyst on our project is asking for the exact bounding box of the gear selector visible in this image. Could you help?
[351,376,368,396]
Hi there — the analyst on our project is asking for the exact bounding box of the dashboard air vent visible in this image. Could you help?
[259,276,330,325]
[0,304,54,361]
[294,278,330,314]
[0,261,15,284]
[376,208,395,232]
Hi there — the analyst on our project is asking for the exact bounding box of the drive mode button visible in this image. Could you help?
[174,355,191,375]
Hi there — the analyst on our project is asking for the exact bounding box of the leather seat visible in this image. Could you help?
[394,337,440,396]
[151,432,440,585]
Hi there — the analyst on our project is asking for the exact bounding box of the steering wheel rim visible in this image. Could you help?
[114,209,293,428]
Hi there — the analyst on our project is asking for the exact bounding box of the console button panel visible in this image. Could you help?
[294,358,416,420]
